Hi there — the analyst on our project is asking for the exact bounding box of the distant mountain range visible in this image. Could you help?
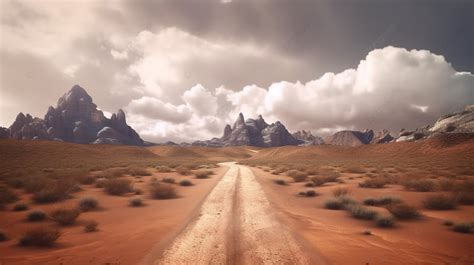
[1,85,473,147]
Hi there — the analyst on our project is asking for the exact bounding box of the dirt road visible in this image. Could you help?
[155,162,320,265]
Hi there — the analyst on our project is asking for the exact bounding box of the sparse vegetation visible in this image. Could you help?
[179,179,193,186]
[423,194,457,210]
[84,220,98,232]
[332,187,351,197]
[195,170,213,179]
[347,205,378,220]
[176,166,191,175]
[149,183,178,199]
[298,190,317,197]
[387,203,420,219]
[13,203,29,211]
[376,215,395,227]
[287,170,308,182]
[27,210,47,222]
[443,220,454,226]
[363,196,401,206]
[128,167,151,176]
[50,208,81,226]
[32,179,78,203]
[78,197,99,211]
[359,177,387,188]
[0,230,7,241]
[162,177,176,184]
[156,166,172,172]
[452,222,473,233]
[75,175,96,185]
[344,166,366,174]
[273,179,287,185]
[0,185,19,206]
[103,178,133,195]
[404,179,435,192]
[324,198,344,210]
[19,226,60,247]
[362,230,372,235]
[129,197,144,207]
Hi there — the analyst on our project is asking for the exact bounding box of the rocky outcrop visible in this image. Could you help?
[292,130,325,145]
[0,127,8,139]
[325,129,375,147]
[6,85,144,145]
[371,129,394,144]
[194,113,302,147]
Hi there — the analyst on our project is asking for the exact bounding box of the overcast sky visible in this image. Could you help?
[1,0,473,142]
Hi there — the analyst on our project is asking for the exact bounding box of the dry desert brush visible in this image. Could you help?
[103,178,133,195]
[149,183,178,199]
[423,194,457,210]
[19,226,61,247]
[50,208,81,226]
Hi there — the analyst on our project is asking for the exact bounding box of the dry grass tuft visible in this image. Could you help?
[19,226,60,247]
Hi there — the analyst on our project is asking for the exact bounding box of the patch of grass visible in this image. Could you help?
[83,220,98,232]
[50,208,81,226]
[363,196,401,206]
[359,177,387,188]
[0,185,19,206]
[128,167,151,176]
[332,187,351,197]
[347,205,378,220]
[194,170,213,179]
[176,166,191,176]
[387,203,421,219]
[149,183,178,200]
[324,198,344,210]
[96,168,128,179]
[19,226,60,247]
[375,215,395,227]
[287,170,308,182]
[273,179,287,185]
[32,179,78,203]
[179,179,193,186]
[452,222,473,233]
[13,203,29,211]
[78,197,99,211]
[404,179,435,192]
[103,178,133,195]
[27,210,47,222]
[423,194,457,210]
[129,197,144,207]
[298,190,318,197]
[162,177,176,184]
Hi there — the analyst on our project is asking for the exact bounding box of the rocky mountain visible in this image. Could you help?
[292,130,325,145]
[193,113,301,147]
[396,105,474,142]
[4,85,144,145]
[325,129,375,146]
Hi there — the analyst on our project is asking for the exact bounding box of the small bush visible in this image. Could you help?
[179,179,193,186]
[95,178,107,188]
[129,197,144,207]
[287,170,308,182]
[452,223,473,233]
[387,203,420,219]
[149,183,178,200]
[363,196,401,206]
[156,166,172,173]
[362,230,372,235]
[333,187,351,197]
[162,177,176,184]
[0,230,7,241]
[404,179,435,192]
[19,226,60,247]
[376,215,395,227]
[423,194,457,210]
[27,210,47,222]
[359,178,387,188]
[195,170,213,179]
[438,179,456,191]
[75,175,96,185]
[443,220,454,226]
[176,166,191,176]
[348,205,378,220]
[345,166,366,174]
[304,182,315,187]
[103,178,133,195]
[50,208,80,226]
[0,185,19,206]
[32,179,77,203]
[78,197,99,211]
[324,198,344,210]
[273,179,287,186]
[13,203,29,211]
[298,190,317,197]
[455,192,474,205]
[128,167,151,176]
[84,220,98,232]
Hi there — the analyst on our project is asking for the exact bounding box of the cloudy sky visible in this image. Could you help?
[0,0,473,143]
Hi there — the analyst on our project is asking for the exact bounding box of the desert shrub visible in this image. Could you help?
[156,166,172,173]
[325,172,341,182]
[176,166,191,176]
[23,177,50,193]
[443,220,454,226]
[338,195,358,206]
[83,220,98,232]
[179,179,193,186]
[324,198,344,210]
[345,166,366,174]
[32,179,78,203]
[129,197,144,207]
[0,230,7,241]
[455,192,474,205]
[195,170,213,179]
[103,178,133,195]
[134,188,143,195]
[362,230,372,235]
[162,177,176,184]
[13,203,29,211]
[306,168,319,175]
[273,179,287,185]
[347,205,378,220]
[27,210,46,222]
[78,197,99,211]
[128,167,151,176]
[363,196,401,206]
[438,179,457,191]
[359,177,387,188]
[423,194,457,210]
[287,170,308,182]
[387,203,420,219]
[333,187,351,197]
[310,177,327,186]
[304,182,315,187]
[298,190,317,197]
[452,223,473,233]
[19,226,60,247]
[50,208,81,226]
[0,185,19,206]
[95,178,107,188]
[96,168,127,179]
[272,167,288,175]
[149,183,177,199]
[75,175,96,185]
[404,179,435,192]
[376,215,395,227]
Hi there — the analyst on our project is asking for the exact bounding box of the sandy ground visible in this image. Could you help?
[251,167,474,265]
[0,165,229,265]
[156,163,322,265]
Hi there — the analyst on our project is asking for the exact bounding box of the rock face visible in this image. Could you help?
[292,130,325,145]
[6,85,144,145]
[325,130,375,147]
[371,129,394,144]
[194,113,301,147]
